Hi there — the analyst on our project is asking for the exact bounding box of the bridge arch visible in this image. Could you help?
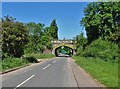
[51,40,76,56]
[53,44,74,51]
[54,45,74,57]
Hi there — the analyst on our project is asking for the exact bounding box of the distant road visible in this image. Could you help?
[1,57,101,88]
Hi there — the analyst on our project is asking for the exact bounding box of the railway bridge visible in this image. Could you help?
[51,40,76,56]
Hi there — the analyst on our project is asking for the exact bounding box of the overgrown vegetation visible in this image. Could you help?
[2,16,58,58]
[73,56,118,87]
[81,2,120,44]
[2,16,29,58]
[25,19,58,53]
[1,15,57,71]
[0,57,29,72]
[77,38,119,63]
[24,53,55,59]
[74,2,120,87]
[0,53,55,72]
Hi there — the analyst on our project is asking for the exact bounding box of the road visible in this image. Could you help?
[1,57,78,88]
[1,57,101,89]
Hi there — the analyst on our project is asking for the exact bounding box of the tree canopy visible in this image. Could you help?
[81,2,120,44]
[2,16,58,58]
[49,19,58,40]
[2,16,29,57]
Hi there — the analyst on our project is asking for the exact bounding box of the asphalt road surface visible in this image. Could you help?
[1,57,78,88]
[1,57,102,89]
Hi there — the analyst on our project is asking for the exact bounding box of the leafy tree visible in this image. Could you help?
[81,2,120,44]
[25,22,45,53]
[2,16,59,57]
[0,21,2,59]
[41,26,53,50]
[75,32,87,53]
[25,21,55,53]
[80,38,119,63]
[2,15,29,58]
[49,19,58,40]
[57,46,72,56]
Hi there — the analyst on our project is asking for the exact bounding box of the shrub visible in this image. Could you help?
[2,57,29,71]
[79,38,119,63]
[24,56,38,63]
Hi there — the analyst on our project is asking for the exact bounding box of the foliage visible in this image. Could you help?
[1,15,58,71]
[0,53,55,72]
[1,57,29,71]
[75,2,120,63]
[81,2,120,44]
[1,15,59,63]
[49,19,58,40]
[25,22,45,53]
[78,38,119,63]
[24,53,55,59]
[74,3,119,87]
[25,19,58,54]
[72,56,118,87]
[24,56,38,63]
[75,32,87,54]
[57,46,73,56]
[2,15,29,58]
[2,15,58,58]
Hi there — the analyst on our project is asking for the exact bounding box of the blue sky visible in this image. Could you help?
[2,2,89,39]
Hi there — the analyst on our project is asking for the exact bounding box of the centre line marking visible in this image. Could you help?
[42,64,51,70]
[53,60,56,63]
[14,74,35,89]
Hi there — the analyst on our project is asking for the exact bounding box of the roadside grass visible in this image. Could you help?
[0,53,55,72]
[72,56,118,87]
[24,53,55,59]
[0,57,29,72]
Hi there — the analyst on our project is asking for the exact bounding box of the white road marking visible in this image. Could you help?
[14,74,35,89]
[42,64,51,70]
[53,60,56,63]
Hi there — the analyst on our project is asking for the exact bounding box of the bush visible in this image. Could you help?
[2,53,9,60]
[78,38,119,63]
[1,57,29,71]
[24,56,38,63]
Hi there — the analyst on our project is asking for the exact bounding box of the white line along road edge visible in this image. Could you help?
[14,74,35,89]
[42,64,51,70]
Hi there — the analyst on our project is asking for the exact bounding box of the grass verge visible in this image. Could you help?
[0,53,55,72]
[0,57,29,72]
[24,53,55,59]
[72,56,118,87]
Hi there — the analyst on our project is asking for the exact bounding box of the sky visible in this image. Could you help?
[2,2,89,39]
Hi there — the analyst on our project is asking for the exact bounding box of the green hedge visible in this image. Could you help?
[77,38,119,63]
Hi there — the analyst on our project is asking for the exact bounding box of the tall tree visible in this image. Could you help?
[75,32,87,52]
[26,22,45,53]
[81,2,120,44]
[49,19,58,40]
[2,15,29,57]
[25,22,53,53]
